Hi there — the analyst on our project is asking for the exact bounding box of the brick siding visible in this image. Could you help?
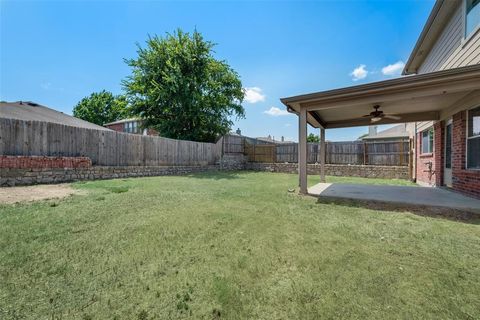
[415,111,480,198]
[104,122,158,136]
[104,123,124,132]
[0,156,92,169]
[452,111,480,198]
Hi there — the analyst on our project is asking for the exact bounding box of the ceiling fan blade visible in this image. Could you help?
[384,115,401,120]
[362,114,372,118]
[371,117,383,123]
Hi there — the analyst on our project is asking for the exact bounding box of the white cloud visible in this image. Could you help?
[264,106,290,116]
[41,82,52,90]
[40,82,64,92]
[350,64,368,81]
[244,87,266,103]
[284,123,291,127]
[382,61,405,76]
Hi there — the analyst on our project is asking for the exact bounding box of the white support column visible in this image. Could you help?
[320,127,326,183]
[299,107,308,194]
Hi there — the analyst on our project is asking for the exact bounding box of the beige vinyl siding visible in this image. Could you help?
[418,3,480,74]
[417,121,435,132]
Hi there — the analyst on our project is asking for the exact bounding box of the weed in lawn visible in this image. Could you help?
[107,186,129,194]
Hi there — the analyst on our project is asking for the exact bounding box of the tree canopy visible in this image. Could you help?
[307,133,320,143]
[73,90,130,126]
[122,29,245,142]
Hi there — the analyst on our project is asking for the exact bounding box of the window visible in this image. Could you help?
[467,106,480,168]
[466,0,480,37]
[421,128,434,154]
[123,121,141,134]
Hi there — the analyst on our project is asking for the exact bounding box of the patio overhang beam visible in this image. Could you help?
[326,111,440,129]
[281,64,480,129]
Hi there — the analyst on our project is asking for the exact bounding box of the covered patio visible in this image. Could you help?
[308,183,480,213]
[281,65,480,205]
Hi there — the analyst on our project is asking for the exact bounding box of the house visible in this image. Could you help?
[404,0,480,197]
[104,118,158,136]
[361,124,413,142]
[0,101,110,131]
[281,0,480,198]
[256,135,294,144]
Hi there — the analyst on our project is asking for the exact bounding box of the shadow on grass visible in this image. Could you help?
[315,197,480,225]
[186,170,244,180]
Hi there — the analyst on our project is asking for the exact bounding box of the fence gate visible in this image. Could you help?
[244,142,276,163]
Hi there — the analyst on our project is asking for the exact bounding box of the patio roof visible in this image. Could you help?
[281,64,480,129]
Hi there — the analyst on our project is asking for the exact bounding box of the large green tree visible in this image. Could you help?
[73,90,130,126]
[123,30,245,142]
[307,133,320,143]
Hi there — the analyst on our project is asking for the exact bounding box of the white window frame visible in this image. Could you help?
[466,105,480,170]
[421,127,434,155]
[463,0,480,43]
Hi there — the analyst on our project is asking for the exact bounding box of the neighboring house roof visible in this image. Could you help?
[256,136,295,144]
[104,118,141,126]
[0,101,111,131]
[362,124,409,140]
[403,0,459,75]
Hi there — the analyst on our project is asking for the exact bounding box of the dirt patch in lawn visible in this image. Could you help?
[0,184,81,204]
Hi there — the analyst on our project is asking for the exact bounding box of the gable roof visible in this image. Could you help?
[0,101,111,131]
[104,118,141,126]
[362,124,409,140]
[403,0,460,75]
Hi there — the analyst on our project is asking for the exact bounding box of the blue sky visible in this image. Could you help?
[0,0,434,141]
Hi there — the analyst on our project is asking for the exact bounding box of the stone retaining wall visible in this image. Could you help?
[0,165,221,187]
[245,163,409,180]
[219,154,247,170]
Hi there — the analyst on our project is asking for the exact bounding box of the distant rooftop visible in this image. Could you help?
[256,135,294,144]
[104,118,141,126]
[0,101,110,131]
[362,124,409,140]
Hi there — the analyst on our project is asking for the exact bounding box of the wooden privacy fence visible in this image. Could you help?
[244,142,276,163]
[224,134,411,166]
[0,118,221,166]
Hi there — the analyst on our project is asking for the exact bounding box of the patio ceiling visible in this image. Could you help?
[281,64,480,129]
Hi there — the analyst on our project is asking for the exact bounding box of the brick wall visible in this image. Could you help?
[246,163,409,180]
[415,136,435,186]
[0,156,92,169]
[415,123,443,186]
[104,123,158,136]
[105,123,124,132]
[415,111,480,198]
[452,111,480,198]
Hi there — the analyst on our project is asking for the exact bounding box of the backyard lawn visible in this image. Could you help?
[1,172,479,319]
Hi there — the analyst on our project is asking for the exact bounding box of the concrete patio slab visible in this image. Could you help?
[308,183,480,213]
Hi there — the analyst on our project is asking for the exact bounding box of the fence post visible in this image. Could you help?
[363,141,368,165]
[399,140,404,166]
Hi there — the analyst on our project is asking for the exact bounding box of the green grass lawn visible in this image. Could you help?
[1,172,479,319]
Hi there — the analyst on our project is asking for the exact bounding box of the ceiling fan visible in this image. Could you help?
[363,105,401,123]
